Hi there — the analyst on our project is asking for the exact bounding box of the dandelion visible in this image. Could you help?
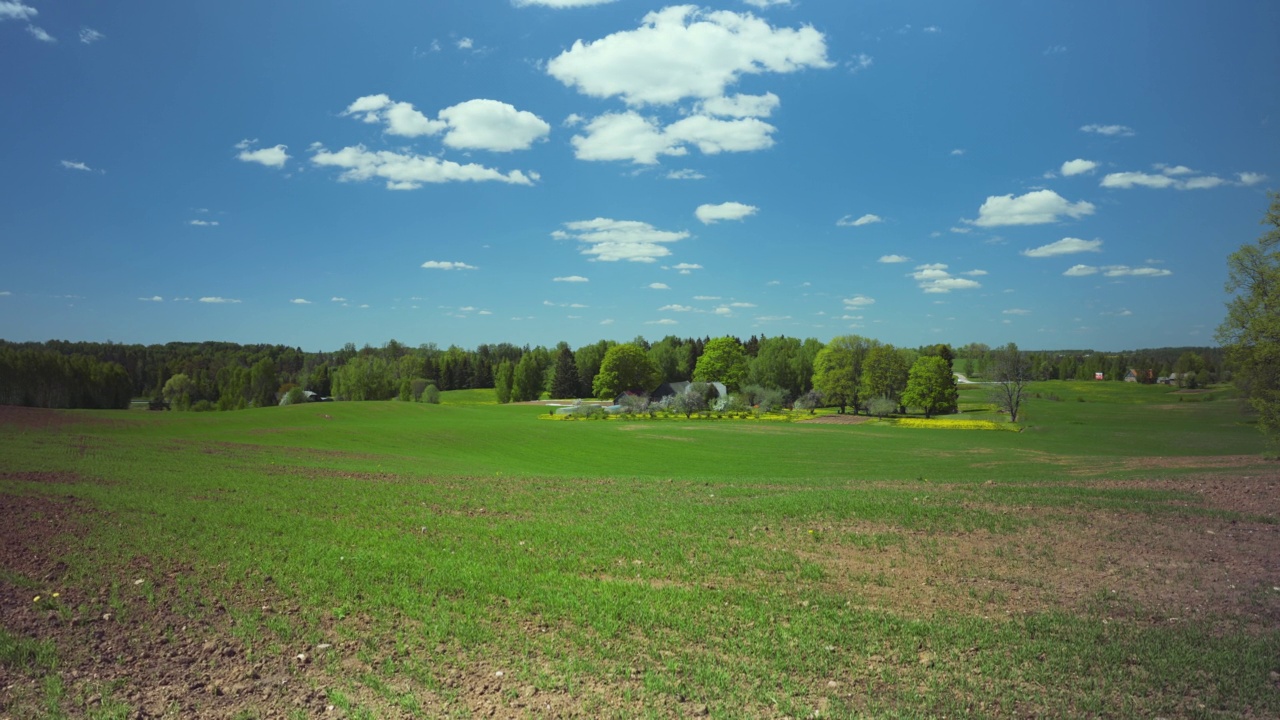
[51,592,59,598]
[33,595,40,603]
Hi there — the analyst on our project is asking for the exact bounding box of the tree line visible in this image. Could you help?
[0,336,1232,411]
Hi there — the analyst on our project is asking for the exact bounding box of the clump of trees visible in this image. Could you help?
[0,348,132,409]
[1218,191,1280,448]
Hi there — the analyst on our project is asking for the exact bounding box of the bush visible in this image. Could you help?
[794,389,822,414]
[281,387,308,406]
[423,384,440,404]
[867,396,896,418]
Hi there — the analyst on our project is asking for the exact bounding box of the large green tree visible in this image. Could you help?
[811,335,877,414]
[592,343,661,399]
[692,336,749,390]
[902,355,958,419]
[860,344,911,408]
[1217,191,1280,448]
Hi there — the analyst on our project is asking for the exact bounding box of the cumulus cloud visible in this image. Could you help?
[199,297,241,304]
[553,275,589,282]
[1060,159,1098,176]
[743,0,791,7]
[847,53,873,73]
[138,296,163,302]
[696,201,758,224]
[646,318,678,325]
[311,145,537,189]
[235,141,290,169]
[1081,123,1134,137]
[188,219,220,227]
[843,295,875,307]
[666,169,706,180]
[342,95,550,151]
[837,213,882,227]
[878,255,910,263]
[909,263,982,294]
[698,92,780,118]
[331,297,348,302]
[1180,176,1227,190]
[290,298,312,305]
[693,295,721,301]
[79,27,104,44]
[0,2,37,20]
[672,263,703,274]
[570,111,776,164]
[60,160,94,172]
[1100,171,1178,189]
[1022,237,1103,257]
[546,6,830,106]
[648,282,670,290]
[658,304,695,312]
[421,261,478,270]
[1238,172,1268,186]
[968,189,1095,227]
[1063,264,1098,277]
[553,218,690,262]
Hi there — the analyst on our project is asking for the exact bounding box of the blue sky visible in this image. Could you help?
[2,0,1277,352]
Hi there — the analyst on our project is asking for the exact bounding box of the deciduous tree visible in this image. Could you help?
[693,336,750,390]
[592,343,661,399]
[1217,191,1280,448]
[988,342,1031,422]
[902,356,957,419]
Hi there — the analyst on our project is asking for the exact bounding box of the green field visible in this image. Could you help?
[1,382,1278,718]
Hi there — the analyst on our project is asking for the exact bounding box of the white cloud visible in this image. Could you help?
[847,53,873,73]
[1060,159,1098,176]
[331,297,347,302]
[79,27,104,44]
[878,254,910,263]
[646,318,679,325]
[1022,237,1103,258]
[1063,264,1098,277]
[311,145,536,189]
[648,282,670,290]
[1100,171,1177,189]
[658,304,694,312]
[698,92,780,118]
[837,213,882,227]
[1179,175,1226,190]
[666,169,705,180]
[963,269,988,276]
[950,148,966,156]
[60,160,93,172]
[1080,123,1134,137]
[553,275,589,282]
[570,111,776,164]
[924,26,941,33]
[909,263,982,294]
[138,296,163,302]
[554,218,689,262]
[343,95,549,151]
[456,37,474,50]
[1003,308,1030,316]
[693,295,721,301]
[546,6,831,106]
[1102,265,1173,278]
[949,226,971,234]
[199,297,241,304]
[843,295,875,307]
[422,261,478,270]
[514,0,618,6]
[696,201,758,224]
[290,298,312,305]
[1102,170,1229,191]
[672,263,703,274]
[236,142,290,169]
[1044,45,1068,56]
[743,0,791,7]
[0,2,37,20]
[754,315,791,322]
[1238,172,1268,186]
[437,99,552,152]
[968,189,1095,227]
[26,24,54,42]
[188,219,220,227]
[727,301,757,308]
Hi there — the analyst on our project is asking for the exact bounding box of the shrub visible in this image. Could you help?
[423,384,440,404]
[794,389,822,414]
[282,387,308,406]
[867,396,897,418]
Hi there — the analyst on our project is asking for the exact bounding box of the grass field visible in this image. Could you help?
[1,381,1277,718]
